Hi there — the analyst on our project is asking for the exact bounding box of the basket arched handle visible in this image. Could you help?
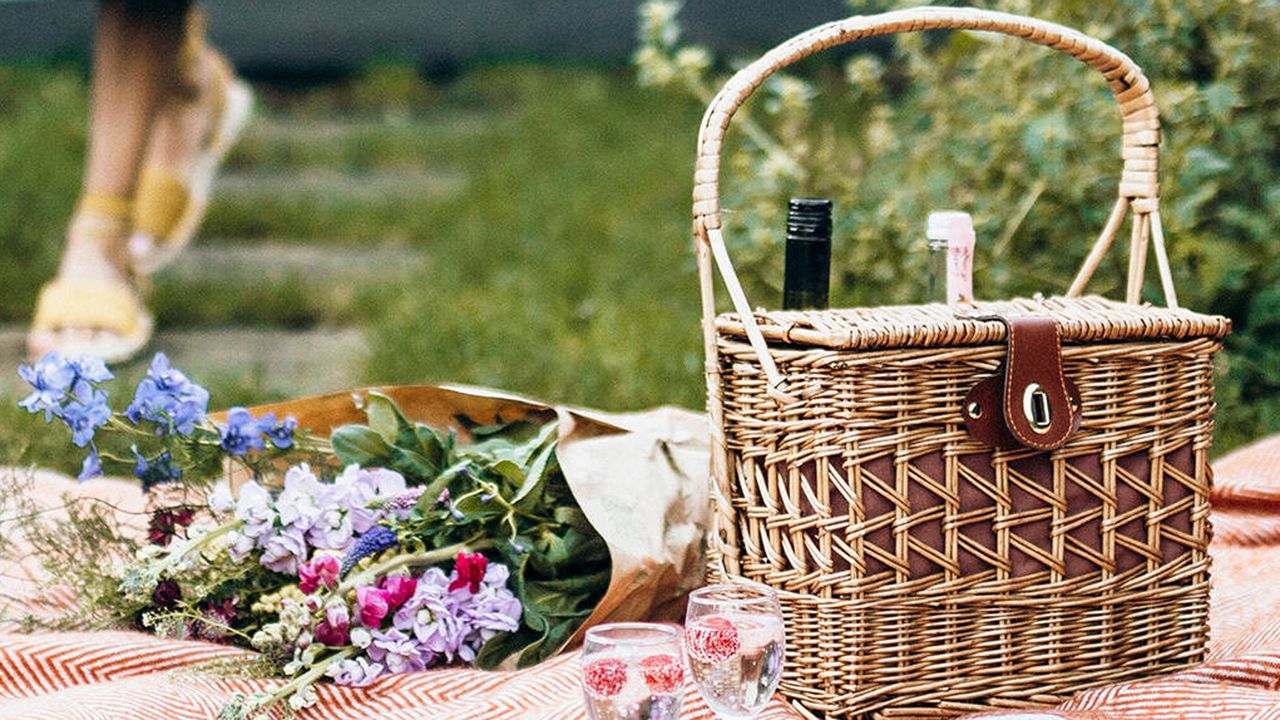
[692,6,1179,402]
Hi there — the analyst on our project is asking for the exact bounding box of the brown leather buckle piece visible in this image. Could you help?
[963,316,1082,450]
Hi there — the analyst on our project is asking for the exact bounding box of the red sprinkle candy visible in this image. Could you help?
[583,658,628,698]
[640,653,684,693]
[685,615,740,663]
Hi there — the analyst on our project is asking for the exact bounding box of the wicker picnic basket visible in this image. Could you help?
[693,7,1232,719]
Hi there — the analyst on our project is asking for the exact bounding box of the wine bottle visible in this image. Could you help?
[783,197,832,310]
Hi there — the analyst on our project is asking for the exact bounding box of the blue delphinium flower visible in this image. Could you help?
[67,355,113,384]
[132,447,183,491]
[218,407,266,456]
[17,352,77,421]
[340,526,399,576]
[79,445,103,481]
[59,383,111,448]
[258,412,298,450]
[125,353,210,435]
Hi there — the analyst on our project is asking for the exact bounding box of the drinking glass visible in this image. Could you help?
[581,622,684,720]
[684,582,785,718]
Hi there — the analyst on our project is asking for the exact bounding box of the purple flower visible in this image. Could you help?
[125,353,208,435]
[366,628,426,673]
[233,480,275,530]
[259,413,298,449]
[276,464,322,531]
[17,352,79,421]
[59,383,111,447]
[132,447,182,491]
[78,446,103,481]
[218,407,265,456]
[388,562,522,666]
[383,487,426,514]
[327,656,384,687]
[341,526,399,576]
[260,526,308,575]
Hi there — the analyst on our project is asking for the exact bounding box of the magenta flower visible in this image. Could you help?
[380,575,418,611]
[315,603,351,646]
[298,555,341,594]
[449,552,488,594]
[356,585,392,627]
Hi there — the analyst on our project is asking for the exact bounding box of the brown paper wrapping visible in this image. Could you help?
[218,384,710,656]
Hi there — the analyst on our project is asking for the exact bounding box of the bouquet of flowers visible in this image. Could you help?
[10,351,613,717]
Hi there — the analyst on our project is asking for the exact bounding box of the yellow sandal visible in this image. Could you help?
[28,279,154,364]
[28,203,154,364]
[129,24,252,276]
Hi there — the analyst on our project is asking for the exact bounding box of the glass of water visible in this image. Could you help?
[684,582,785,718]
[581,622,684,720]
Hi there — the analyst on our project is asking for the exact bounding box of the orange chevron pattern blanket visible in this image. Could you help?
[3,434,1280,720]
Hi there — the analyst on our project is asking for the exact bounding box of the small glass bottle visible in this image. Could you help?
[926,210,974,305]
[783,198,832,310]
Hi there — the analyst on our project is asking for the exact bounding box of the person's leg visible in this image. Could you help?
[28,0,190,360]
[130,9,251,273]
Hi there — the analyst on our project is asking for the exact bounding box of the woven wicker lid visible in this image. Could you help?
[717,295,1230,351]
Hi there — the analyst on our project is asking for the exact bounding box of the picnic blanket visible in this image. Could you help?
[3,433,1280,719]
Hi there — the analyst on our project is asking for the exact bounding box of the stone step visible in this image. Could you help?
[161,241,426,280]
[145,241,426,327]
[0,325,369,402]
[242,111,492,145]
[212,168,466,203]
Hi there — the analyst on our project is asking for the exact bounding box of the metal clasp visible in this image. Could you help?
[1022,383,1053,433]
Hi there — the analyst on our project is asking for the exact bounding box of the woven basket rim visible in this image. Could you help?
[716,294,1230,352]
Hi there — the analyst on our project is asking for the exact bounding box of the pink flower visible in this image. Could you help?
[315,603,351,646]
[298,555,341,595]
[380,575,418,612]
[356,585,392,627]
[449,552,488,594]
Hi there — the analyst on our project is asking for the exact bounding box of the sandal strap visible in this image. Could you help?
[133,167,189,238]
[31,280,143,336]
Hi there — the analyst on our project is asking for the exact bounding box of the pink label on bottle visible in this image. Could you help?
[947,216,975,305]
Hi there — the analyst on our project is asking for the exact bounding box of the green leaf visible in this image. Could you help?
[363,391,406,444]
[489,459,526,486]
[553,506,594,533]
[331,425,395,467]
[513,442,557,506]
[473,629,533,670]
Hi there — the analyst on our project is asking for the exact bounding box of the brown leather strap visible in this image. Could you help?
[963,316,1082,451]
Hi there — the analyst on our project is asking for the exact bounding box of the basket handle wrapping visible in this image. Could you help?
[692,6,1179,402]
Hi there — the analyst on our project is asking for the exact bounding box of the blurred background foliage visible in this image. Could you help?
[636,0,1279,451]
[0,0,1274,473]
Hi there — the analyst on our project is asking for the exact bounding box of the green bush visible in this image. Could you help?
[636,0,1280,451]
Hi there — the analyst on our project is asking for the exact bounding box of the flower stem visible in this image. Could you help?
[157,518,244,574]
[260,647,356,712]
[335,539,492,596]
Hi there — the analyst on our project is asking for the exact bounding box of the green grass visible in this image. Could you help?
[0,61,708,473]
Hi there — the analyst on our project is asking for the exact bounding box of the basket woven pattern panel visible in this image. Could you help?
[708,328,1218,716]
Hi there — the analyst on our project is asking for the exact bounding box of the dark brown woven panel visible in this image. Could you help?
[707,331,1218,717]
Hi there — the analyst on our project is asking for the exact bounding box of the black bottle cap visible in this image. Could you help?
[787,197,832,240]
